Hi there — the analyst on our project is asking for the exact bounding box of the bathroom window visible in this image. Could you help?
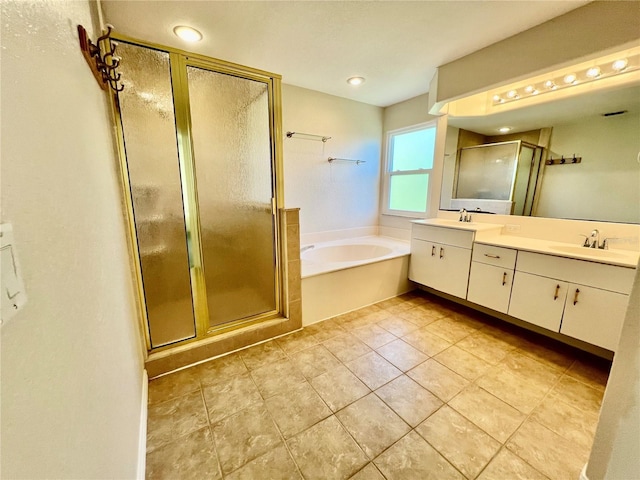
[383,122,436,216]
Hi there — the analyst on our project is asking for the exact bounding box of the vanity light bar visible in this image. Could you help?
[492,53,640,106]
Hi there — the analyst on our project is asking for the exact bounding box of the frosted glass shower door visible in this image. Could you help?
[186,66,278,329]
[117,43,196,348]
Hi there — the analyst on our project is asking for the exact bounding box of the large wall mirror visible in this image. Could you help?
[439,80,640,224]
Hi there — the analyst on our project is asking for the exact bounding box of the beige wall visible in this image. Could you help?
[0,1,145,478]
[282,84,383,235]
[536,112,640,223]
[435,2,640,104]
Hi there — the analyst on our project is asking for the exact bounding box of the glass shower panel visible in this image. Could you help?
[456,142,519,200]
[118,43,196,347]
[187,67,277,328]
[512,145,536,215]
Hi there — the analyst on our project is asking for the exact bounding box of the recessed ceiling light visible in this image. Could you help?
[347,76,365,86]
[499,127,511,133]
[612,58,628,72]
[173,25,203,42]
[563,73,577,84]
[586,67,601,78]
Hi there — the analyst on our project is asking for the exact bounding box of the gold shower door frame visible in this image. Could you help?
[110,34,285,352]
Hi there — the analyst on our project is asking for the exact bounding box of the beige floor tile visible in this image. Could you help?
[434,345,492,380]
[146,427,221,480]
[305,318,346,342]
[225,445,301,480]
[385,302,415,314]
[239,341,286,371]
[425,317,476,343]
[250,358,306,399]
[402,327,452,356]
[417,301,455,319]
[416,405,501,479]
[148,368,200,405]
[530,395,599,451]
[349,463,385,480]
[377,316,420,336]
[276,329,319,355]
[211,404,282,475]
[376,297,404,309]
[147,391,209,453]
[507,420,588,480]
[265,381,331,439]
[446,309,488,330]
[448,385,525,443]
[397,307,441,327]
[352,324,397,349]
[202,372,263,423]
[336,393,411,459]
[375,339,428,371]
[323,333,372,363]
[345,352,402,390]
[565,357,611,391]
[196,352,248,386]
[500,350,563,386]
[477,448,549,480]
[515,337,575,371]
[374,375,442,427]
[407,359,469,402]
[548,375,605,415]
[373,431,464,480]
[456,331,515,365]
[287,416,368,480]
[289,344,341,379]
[475,366,550,414]
[311,365,370,412]
[361,309,394,323]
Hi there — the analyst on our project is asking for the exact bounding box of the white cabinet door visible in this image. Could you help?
[508,271,567,331]
[409,239,437,287]
[433,244,472,299]
[467,262,513,313]
[561,284,628,351]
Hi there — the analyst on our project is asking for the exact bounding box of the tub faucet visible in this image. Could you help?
[300,245,315,253]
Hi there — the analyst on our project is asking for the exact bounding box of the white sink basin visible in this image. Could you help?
[549,245,627,259]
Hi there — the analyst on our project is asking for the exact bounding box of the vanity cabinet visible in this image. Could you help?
[409,224,473,299]
[508,251,635,351]
[467,244,517,314]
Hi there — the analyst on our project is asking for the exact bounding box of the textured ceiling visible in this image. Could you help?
[101,1,589,107]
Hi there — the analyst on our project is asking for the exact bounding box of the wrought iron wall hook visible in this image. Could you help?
[78,24,124,93]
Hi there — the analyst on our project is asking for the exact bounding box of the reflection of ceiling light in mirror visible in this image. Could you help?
[138,92,153,101]
[524,85,535,94]
[563,73,577,84]
[173,26,203,42]
[612,58,628,71]
[586,67,601,78]
[498,127,511,133]
[492,94,501,102]
[506,90,518,98]
[347,76,365,86]
[544,80,556,89]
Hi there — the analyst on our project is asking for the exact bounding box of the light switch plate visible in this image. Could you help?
[1,223,27,325]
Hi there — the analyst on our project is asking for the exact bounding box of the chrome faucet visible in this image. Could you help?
[589,229,600,249]
[300,245,315,253]
[580,230,613,249]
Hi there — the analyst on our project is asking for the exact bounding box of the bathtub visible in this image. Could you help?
[301,236,411,325]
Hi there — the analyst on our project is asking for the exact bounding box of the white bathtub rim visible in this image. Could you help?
[301,235,410,279]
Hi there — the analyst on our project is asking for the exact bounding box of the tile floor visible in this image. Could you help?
[145,290,611,480]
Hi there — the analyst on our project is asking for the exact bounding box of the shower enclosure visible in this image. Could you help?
[112,37,284,350]
[453,140,543,215]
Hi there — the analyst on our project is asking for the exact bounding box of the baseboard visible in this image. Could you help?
[137,369,149,480]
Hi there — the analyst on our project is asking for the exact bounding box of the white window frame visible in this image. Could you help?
[382,121,437,217]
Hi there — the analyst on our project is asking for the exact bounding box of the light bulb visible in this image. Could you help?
[586,67,601,78]
[347,76,365,86]
[544,80,556,89]
[612,59,628,72]
[506,90,518,99]
[563,73,577,84]
[173,26,203,42]
[492,94,501,102]
[524,85,535,94]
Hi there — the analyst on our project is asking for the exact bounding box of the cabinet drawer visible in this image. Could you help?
[516,251,635,294]
[472,244,517,269]
[412,224,474,249]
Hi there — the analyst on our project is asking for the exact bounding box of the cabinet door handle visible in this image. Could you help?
[484,253,501,259]
[573,288,580,305]
[554,284,560,300]
[431,245,436,257]
[502,272,507,286]
[439,247,444,259]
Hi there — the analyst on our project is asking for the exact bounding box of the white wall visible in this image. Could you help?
[1,1,145,478]
[282,84,383,235]
[536,112,640,223]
